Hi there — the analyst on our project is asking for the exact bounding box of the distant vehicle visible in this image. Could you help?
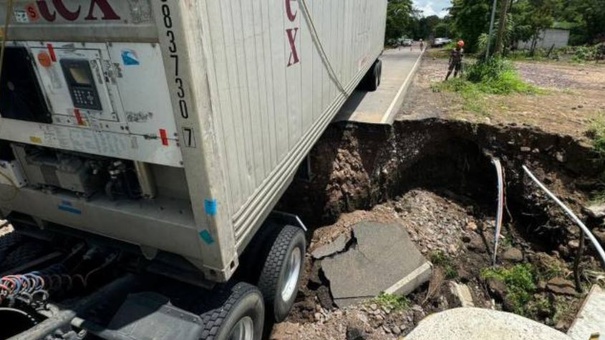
[432,37,451,47]
[401,38,413,47]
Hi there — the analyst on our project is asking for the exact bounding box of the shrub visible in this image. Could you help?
[482,264,536,315]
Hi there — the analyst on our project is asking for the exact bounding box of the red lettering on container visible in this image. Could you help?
[285,0,297,21]
[285,0,300,67]
[53,0,81,21]
[34,0,121,22]
[286,28,300,66]
[84,0,120,21]
[36,0,57,21]
[26,4,40,21]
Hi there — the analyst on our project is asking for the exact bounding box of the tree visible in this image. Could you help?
[512,0,557,53]
[385,0,415,43]
[450,0,493,52]
[495,0,512,54]
[560,0,605,44]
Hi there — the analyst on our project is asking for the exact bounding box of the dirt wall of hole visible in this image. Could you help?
[278,118,602,252]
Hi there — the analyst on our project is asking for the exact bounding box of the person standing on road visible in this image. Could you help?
[419,39,424,51]
[445,40,465,80]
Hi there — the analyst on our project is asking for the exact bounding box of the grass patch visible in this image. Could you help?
[371,292,410,311]
[526,295,553,319]
[553,296,572,325]
[534,257,568,282]
[432,58,540,117]
[587,112,605,159]
[481,264,536,315]
[429,250,458,279]
[586,112,605,203]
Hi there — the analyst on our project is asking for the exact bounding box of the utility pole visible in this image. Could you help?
[486,0,498,59]
[495,0,511,55]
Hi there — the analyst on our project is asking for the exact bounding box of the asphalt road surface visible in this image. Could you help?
[334,48,423,125]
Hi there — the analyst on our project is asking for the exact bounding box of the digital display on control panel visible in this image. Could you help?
[60,59,102,111]
[69,67,93,86]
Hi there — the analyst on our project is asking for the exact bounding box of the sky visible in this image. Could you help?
[412,0,450,18]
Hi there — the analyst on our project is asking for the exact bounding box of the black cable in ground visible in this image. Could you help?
[573,231,585,293]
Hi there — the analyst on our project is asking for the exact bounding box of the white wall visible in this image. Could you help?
[518,29,570,49]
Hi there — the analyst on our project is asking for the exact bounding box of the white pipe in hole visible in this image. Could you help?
[522,165,605,268]
[492,158,505,266]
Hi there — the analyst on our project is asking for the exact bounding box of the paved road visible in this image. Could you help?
[334,48,423,125]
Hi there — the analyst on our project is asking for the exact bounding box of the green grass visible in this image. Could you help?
[371,292,410,311]
[430,250,459,279]
[481,264,536,315]
[587,112,605,159]
[553,296,572,325]
[432,58,541,118]
[586,112,605,203]
[534,258,567,282]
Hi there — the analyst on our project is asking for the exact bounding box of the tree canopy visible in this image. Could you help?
[446,0,605,52]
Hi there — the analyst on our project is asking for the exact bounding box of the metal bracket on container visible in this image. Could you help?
[270,211,308,232]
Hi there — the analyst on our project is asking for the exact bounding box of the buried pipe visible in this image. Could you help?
[522,165,605,268]
[492,158,505,266]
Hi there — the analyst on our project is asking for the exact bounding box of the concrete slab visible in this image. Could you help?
[568,285,605,340]
[312,234,348,259]
[406,308,572,340]
[333,49,423,125]
[321,222,430,307]
[449,282,475,308]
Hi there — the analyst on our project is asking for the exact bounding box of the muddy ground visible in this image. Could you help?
[271,55,605,339]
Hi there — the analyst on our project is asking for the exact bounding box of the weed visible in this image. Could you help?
[553,296,572,325]
[534,258,568,282]
[372,292,410,311]
[587,112,605,159]
[526,295,553,319]
[481,264,536,315]
[430,250,458,279]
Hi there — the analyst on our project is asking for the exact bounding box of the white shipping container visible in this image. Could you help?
[0,0,387,282]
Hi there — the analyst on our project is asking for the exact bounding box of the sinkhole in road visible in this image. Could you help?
[277,118,604,331]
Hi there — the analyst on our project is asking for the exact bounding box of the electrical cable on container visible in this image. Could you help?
[297,0,349,97]
[522,165,605,268]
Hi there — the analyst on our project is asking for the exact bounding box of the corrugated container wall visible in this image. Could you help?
[199,0,387,246]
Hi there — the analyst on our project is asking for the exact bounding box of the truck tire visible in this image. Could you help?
[360,60,382,92]
[200,282,264,340]
[257,225,306,322]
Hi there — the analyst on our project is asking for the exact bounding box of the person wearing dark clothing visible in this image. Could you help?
[446,40,465,80]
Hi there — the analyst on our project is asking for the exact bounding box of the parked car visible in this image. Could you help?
[401,38,413,47]
[432,37,451,47]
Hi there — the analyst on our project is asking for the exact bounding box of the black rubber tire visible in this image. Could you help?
[359,60,381,92]
[200,282,264,340]
[257,225,306,323]
[375,59,383,88]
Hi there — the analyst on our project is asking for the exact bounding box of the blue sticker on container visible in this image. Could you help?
[199,230,215,245]
[58,204,81,215]
[121,49,140,66]
[204,199,217,216]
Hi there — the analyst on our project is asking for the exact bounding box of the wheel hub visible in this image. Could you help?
[281,247,302,302]
[228,316,254,340]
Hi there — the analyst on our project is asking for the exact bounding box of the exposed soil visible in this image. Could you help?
[272,54,605,339]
